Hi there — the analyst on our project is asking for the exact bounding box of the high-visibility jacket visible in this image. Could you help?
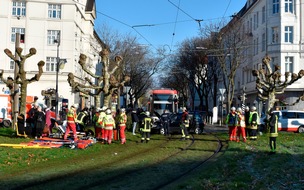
[75,112,87,125]
[249,111,259,129]
[118,113,127,127]
[97,111,106,127]
[226,112,238,126]
[140,116,152,132]
[67,108,76,123]
[268,114,278,137]
[238,114,246,127]
[102,115,116,130]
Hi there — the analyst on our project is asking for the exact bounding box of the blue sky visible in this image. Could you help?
[95,0,247,52]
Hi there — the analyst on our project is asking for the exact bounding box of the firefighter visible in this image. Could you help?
[268,108,278,154]
[226,107,238,141]
[248,106,259,140]
[75,108,89,132]
[97,107,107,142]
[244,106,251,138]
[160,109,170,136]
[64,104,78,141]
[139,111,152,143]
[102,108,115,144]
[117,108,127,144]
[180,107,190,140]
[236,107,246,142]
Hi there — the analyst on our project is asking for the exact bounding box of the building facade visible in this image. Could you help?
[0,0,102,111]
[227,0,304,114]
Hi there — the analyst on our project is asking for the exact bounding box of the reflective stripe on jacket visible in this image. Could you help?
[102,115,115,130]
[67,108,76,123]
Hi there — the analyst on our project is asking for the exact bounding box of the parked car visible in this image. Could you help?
[151,112,205,135]
[260,110,304,133]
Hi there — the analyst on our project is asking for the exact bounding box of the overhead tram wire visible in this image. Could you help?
[167,0,203,30]
[170,0,181,51]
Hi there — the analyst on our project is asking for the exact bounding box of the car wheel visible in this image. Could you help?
[195,127,202,134]
[160,128,165,135]
[298,126,304,133]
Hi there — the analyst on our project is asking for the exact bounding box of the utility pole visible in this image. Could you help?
[13,33,20,130]
[55,32,60,119]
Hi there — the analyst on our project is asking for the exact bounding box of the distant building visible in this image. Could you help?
[0,0,103,110]
[222,0,304,113]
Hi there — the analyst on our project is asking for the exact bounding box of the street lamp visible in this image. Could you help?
[54,32,67,119]
[219,88,226,126]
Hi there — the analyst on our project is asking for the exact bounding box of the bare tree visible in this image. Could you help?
[0,47,44,116]
[67,48,129,108]
[252,56,304,113]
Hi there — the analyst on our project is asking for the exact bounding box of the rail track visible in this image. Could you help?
[7,129,226,190]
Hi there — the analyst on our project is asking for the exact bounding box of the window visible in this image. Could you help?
[262,33,266,52]
[46,57,57,72]
[262,6,266,23]
[285,56,294,73]
[272,27,279,43]
[12,1,26,16]
[273,0,280,14]
[47,30,60,45]
[48,4,61,19]
[10,60,15,70]
[297,113,304,119]
[285,26,293,43]
[271,57,278,71]
[11,28,25,42]
[285,0,294,13]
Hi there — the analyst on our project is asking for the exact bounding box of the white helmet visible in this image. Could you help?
[237,107,242,113]
[105,109,112,115]
[121,108,126,113]
[101,106,107,111]
[231,107,236,111]
[251,106,257,111]
[145,111,150,116]
[245,106,249,111]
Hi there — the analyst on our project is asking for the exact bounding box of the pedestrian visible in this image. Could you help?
[27,103,38,137]
[139,111,152,143]
[33,105,46,139]
[102,108,116,144]
[117,108,127,144]
[225,107,238,141]
[236,107,246,142]
[64,104,78,141]
[160,109,170,136]
[268,108,278,154]
[248,106,259,140]
[131,109,139,135]
[44,107,52,135]
[180,107,190,140]
[244,106,250,138]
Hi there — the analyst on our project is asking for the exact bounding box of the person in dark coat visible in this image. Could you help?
[160,109,171,136]
[33,106,46,139]
[268,108,278,154]
[131,109,139,135]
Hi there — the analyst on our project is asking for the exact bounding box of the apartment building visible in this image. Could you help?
[0,0,102,110]
[227,0,304,112]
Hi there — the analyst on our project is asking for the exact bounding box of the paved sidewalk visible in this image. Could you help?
[204,124,228,133]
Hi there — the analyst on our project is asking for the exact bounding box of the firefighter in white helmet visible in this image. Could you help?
[101,108,116,144]
[248,106,259,140]
[225,107,238,141]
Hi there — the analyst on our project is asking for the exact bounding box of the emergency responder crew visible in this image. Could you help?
[75,108,89,132]
[64,104,78,141]
[226,107,238,141]
[160,109,170,136]
[236,107,246,142]
[248,106,259,140]
[102,108,116,144]
[268,108,278,154]
[117,108,127,144]
[139,111,152,143]
[180,107,190,140]
[97,107,107,142]
[244,106,251,138]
